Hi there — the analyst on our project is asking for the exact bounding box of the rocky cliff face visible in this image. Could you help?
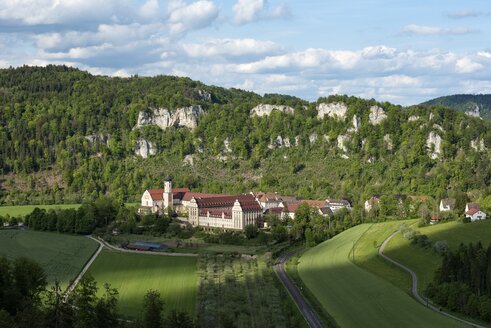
[369,106,387,125]
[250,104,295,117]
[426,132,442,159]
[471,138,486,152]
[465,106,481,119]
[134,139,157,158]
[317,102,348,120]
[135,105,204,130]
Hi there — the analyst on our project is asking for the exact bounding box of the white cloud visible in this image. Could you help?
[455,57,483,73]
[447,10,487,19]
[182,38,281,57]
[402,24,474,36]
[168,1,219,33]
[232,0,288,24]
[139,0,160,20]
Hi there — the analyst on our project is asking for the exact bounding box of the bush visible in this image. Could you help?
[433,240,449,255]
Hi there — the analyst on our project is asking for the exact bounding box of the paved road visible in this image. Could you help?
[64,236,104,300]
[274,253,324,328]
[379,230,487,328]
[90,236,198,257]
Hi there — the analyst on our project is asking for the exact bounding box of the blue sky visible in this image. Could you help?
[0,0,490,105]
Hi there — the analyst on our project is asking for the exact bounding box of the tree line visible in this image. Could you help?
[0,256,194,328]
[426,242,491,322]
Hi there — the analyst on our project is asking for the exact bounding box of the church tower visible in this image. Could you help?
[163,176,173,211]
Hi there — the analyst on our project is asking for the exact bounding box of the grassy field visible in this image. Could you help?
[0,204,81,217]
[108,233,282,255]
[297,224,466,328]
[0,229,98,288]
[352,221,414,294]
[0,202,138,218]
[384,219,491,293]
[88,250,197,319]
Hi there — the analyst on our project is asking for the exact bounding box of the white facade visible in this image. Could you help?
[187,198,262,231]
[466,210,487,222]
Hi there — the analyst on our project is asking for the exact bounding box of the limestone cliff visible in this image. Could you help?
[317,102,348,120]
[135,105,204,130]
[250,104,295,117]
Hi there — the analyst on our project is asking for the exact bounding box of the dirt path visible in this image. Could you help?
[64,236,104,300]
[379,230,487,328]
[90,236,198,257]
[274,252,324,328]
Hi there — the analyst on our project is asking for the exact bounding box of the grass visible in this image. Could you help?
[352,220,414,294]
[0,229,98,288]
[107,233,279,255]
[88,250,197,319]
[384,219,491,294]
[297,224,466,328]
[0,202,138,218]
[0,204,81,217]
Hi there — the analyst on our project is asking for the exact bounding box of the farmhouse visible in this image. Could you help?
[326,199,352,212]
[251,191,284,209]
[439,198,455,212]
[465,208,487,222]
[187,194,263,230]
[364,195,381,212]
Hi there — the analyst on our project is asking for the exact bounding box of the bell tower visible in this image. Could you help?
[163,176,173,211]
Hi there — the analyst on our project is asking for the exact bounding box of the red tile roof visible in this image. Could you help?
[182,192,227,202]
[147,189,164,201]
[285,203,299,213]
[302,200,326,209]
[466,208,479,215]
[195,194,262,213]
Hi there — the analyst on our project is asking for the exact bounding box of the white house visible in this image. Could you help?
[326,199,351,212]
[439,198,455,212]
[364,195,381,212]
[465,208,487,222]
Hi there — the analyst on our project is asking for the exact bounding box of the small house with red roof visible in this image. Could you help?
[465,203,486,222]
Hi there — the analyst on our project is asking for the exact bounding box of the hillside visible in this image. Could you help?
[1,66,491,207]
[421,94,491,120]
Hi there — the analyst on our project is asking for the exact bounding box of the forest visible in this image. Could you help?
[426,242,491,322]
[1,65,491,208]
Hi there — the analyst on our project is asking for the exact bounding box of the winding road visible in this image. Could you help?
[274,252,324,328]
[379,230,487,328]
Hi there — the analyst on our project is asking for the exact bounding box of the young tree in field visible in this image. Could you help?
[44,280,75,328]
[72,275,98,328]
[244,224,259,239]
[165,310,194,328]
[142,290,164,328]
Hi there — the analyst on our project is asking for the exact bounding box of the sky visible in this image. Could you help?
[0,0,490,105]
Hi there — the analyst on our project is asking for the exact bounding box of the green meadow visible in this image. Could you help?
[297,224,466,328]
[88,250,198,318]
[0,204,81,217]
[0,229,98,288]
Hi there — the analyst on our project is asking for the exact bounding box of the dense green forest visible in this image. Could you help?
[422,94,491,120]
[1,65,491,207]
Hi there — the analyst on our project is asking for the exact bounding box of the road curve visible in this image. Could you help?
[274,252,324,328]
[379,230,487,328]
[90,236,198,257]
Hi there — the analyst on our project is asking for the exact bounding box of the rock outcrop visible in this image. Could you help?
[250,104,294,117]
[84,133,110,146]
[408,115,420,122]
[309,134,318,144]
[183,154,194,166]
[135,105,204,130]
[471,138,486,152]
[383,134,393,150]
[465,106,481,119]
[426,132,442,159]
[337,134,349,152]
[134,139,157,158]
[223,138,232,153]
[369,106,387,125]
[317,102,348,120]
